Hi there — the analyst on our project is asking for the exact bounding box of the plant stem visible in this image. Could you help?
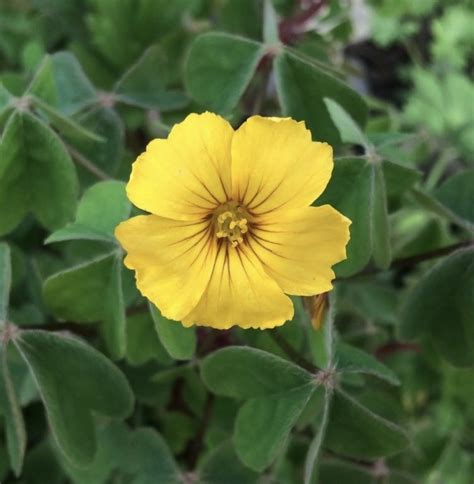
[185,394,213,469]
[252,58,272,115]
[279,0,326,44]
[390,240,473,268]
[375,341,420,359]
[19,322,96,337]
[346,240,474,279]
[66,143,112,181]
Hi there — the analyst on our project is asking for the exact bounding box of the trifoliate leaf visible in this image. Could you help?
[186,32,266,114]
[114,45,188,111]
[13,330,134,466]
[400,248,474,367]
[274,50,368,145]
[201,346,313,399]
[325,390,409,458]
[335,342,400,385]
[28,52,97,115]
[0,111,78,236]
[43,253,127,359]
[234,383,315,471]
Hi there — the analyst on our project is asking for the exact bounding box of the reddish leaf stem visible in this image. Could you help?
[279,0,326,44]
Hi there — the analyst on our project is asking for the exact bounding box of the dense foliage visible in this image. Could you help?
[0,0,473,483]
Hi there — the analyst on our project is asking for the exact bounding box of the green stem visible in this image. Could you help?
[346,240,474,279]
[66,143,112,181]
[424,148,457,191]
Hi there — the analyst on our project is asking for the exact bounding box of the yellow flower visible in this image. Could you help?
[115,113,350,330]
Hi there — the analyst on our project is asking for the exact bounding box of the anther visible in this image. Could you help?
[214,202,249,247]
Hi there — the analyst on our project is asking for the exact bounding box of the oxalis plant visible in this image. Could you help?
[0,0,473,483]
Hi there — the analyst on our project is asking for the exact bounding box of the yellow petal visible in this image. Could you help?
[127,112,234,220]
[115,215,218,320]
[182,244,294,329]
[248,205,351,295]
[231,116,333,215]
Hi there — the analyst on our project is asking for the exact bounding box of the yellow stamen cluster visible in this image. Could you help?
[215,203,249,247]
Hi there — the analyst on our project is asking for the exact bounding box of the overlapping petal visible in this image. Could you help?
[118,112,351,330]
[231,116,333,215]
[182,243,294,329]
[115,215,217,321]
[247,205,351,295]
[127,112,234,220]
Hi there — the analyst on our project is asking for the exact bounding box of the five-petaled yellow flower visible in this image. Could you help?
[115,113,350,330]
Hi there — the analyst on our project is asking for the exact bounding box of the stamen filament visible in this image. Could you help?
[214,202,249,247]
